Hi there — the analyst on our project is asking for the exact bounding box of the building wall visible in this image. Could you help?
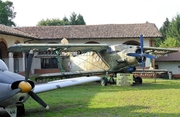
[31,38,151,46]
[0,34,25,47]
[155,61,180,75]
[0,34,26,72]
[0,33,153,74]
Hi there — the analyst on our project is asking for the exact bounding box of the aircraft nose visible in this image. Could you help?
[18,81,32,93]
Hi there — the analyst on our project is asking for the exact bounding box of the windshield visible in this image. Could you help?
[0,59,8,71]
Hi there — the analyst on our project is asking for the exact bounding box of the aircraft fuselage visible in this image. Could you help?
[62,44,140,73]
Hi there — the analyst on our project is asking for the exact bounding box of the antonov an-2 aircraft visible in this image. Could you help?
[8,35,178,86]
[0,50,101,117]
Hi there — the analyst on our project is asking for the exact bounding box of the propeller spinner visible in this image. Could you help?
[127,34,156,70]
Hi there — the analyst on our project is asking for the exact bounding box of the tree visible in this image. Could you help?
[159,37,180,48]
[154,38,162,47]
[76,14,86,25]
[37,18,69,26]
[69,12,77,25]
[69,12,86,25]
[0,0,16,26]
[37,12,86,26]
[159,18,170,40]
[157,13,180,47]
[62,16,70,25]
[166,14,180,41]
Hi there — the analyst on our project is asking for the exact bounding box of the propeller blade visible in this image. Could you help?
[0,89,21,103]
[127,53,141,57]
[140,34,144,53]
[142,54,156,59]
[25,50,33,81]
[29,91,49,109]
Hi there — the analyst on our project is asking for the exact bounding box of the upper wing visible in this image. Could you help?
[8,43,108,52]
[34,76,101,94]
[143,46,178,57]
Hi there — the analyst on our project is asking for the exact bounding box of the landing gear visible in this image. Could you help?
[133,75,142,85]
[101,77,108,86]
[17,103,25,116]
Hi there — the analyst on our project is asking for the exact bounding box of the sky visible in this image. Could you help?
[8,0,180,29]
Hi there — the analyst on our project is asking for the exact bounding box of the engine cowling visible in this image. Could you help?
[135,48,146,63]
[127,67,136,73]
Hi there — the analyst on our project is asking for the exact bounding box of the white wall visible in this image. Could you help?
[155,62,180,74]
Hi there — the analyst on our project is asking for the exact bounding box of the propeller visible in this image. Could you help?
[127,34,156,70]
[0,50,49,109]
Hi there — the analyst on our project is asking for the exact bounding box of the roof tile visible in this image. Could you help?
[0,24,37,38]
[15,23,162,39]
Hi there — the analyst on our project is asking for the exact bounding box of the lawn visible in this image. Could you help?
[2,78,180,117]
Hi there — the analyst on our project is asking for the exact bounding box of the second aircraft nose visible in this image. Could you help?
[18,81,32,93]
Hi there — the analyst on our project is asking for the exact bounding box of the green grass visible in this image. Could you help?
[2,78,180,117]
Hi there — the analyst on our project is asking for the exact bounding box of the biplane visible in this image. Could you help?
[8,35,178,86]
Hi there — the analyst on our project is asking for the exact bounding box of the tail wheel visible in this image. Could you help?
[101,77,108,86]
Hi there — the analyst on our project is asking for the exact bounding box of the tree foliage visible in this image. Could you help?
[159,18,170,40]
[154,38,162,47]
[0,0,16,26]
[37,12,86,26]
[159,37,180,48]
[166,14,180,41]
[157,13,180,47]
[69,12,86,25]
[37,18,70,26]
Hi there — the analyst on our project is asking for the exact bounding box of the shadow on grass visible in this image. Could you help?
[22,104,180,117]
[1,104,180,117]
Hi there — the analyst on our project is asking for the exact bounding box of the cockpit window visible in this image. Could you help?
[0,59,8,71]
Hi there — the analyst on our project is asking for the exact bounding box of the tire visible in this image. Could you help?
[17,104,25,116]
[135,76,142,84]
[101,77,108,86]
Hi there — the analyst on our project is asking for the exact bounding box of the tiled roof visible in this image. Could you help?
[155,48,180,62]
[0,24,38,39]
[0,23,162,39]
[15,23,162,39]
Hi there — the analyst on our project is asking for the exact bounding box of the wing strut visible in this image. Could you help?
[55,50,65,72]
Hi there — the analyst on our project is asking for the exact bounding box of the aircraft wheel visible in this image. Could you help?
[101,77,108,86]
[134,76,142,84]
[17,104,25,116]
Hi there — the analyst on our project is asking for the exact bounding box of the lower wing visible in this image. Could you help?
[34,76,101,94]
